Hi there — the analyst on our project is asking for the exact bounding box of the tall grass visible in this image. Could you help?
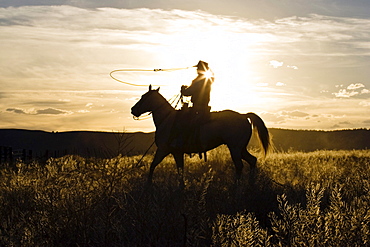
[0,147,369,246]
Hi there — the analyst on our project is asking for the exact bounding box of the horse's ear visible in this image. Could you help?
[156,87,160,91]
[149,84,152,91]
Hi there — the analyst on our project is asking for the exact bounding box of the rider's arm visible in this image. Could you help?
[181,76,202,95]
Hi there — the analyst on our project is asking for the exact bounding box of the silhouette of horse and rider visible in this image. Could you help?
[131,60,271,185]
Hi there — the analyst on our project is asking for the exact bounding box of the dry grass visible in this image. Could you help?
[0,147,369,246]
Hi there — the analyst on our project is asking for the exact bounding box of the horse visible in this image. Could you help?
[131,85,271,185]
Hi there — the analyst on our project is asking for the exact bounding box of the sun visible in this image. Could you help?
[155,27,267,112]
[202,69,214,80]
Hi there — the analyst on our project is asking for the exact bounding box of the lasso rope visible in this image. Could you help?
[110,67,193,87]
[111,66,191,120]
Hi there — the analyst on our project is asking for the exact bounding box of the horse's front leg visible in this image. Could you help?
[147,148,170,185]
[173,151,185,188]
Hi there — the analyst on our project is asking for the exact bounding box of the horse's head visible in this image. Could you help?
[131,85,161,117]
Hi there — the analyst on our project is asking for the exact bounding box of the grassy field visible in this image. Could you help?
[0,147,369,246]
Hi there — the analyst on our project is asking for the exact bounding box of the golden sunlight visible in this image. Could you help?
[202,69,214,80]
[153,27,268,112]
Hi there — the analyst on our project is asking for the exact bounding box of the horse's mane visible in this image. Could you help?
[154,90,176,109]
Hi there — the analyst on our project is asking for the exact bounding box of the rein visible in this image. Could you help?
[133,93,182,121]
[151,99,175,127]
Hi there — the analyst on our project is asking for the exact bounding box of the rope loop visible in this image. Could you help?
[110,66,193,87]
[113,66,193,120]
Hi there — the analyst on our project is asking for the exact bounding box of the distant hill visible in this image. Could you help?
[0,129,155,159]
[267,128,369,152]
[0,128,369,160]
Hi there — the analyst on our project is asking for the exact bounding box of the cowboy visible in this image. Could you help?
[171,61,214,154]
[181,60,214,117]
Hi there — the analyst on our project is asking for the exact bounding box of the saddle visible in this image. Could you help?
[169,104,211,160]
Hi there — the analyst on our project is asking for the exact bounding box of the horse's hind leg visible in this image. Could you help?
[242,149,257,184]
[228,147,244,181]
[242,149,257,169]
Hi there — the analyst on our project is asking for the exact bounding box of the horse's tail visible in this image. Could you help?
[245,112,271,156]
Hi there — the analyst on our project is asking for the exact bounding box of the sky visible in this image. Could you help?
[0,0,370,132]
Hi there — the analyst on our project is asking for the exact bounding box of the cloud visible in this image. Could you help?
[3,0,370,22]
[36,108,70,115]
[1,6,370,131]
[347,83,365,90]
[6,108,27,114]
[333,89,359,98]
[6,107,70,115]
[269,60,298,70]
[281,110,309,118]
[333,83,369,98]
[260,110,309,124]
[260,112,285,124]
[276,82,286,87]
[287,65,298,70]
[77,109,90,113]
[269,60,284,68]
